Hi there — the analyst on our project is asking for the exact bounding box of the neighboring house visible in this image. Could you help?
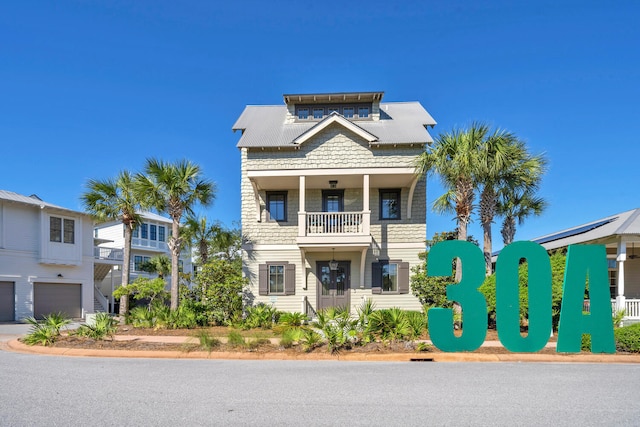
[528,208,640,323]
[93,211,193,312]
[233,91,436,315]
[0,190,94,321]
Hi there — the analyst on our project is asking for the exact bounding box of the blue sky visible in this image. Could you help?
[1,1,638,249]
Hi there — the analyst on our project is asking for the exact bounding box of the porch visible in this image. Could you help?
[583,299,640,322]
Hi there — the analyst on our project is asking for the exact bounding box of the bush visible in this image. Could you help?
[227,330,246,348]
[76,313,118,340]
[194,258,245,326]
[242,303,280,329]
[410,252,454,309]
[22,313,71,346]
[614,323,640,353]
[194,330,220,352]
[480,252,566,330]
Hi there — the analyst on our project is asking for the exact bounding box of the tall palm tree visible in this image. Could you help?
[476,130,547,275]
[81,171,141,319]
[136,158,215,310]
[417,123,486,281]
[497,185,547,246]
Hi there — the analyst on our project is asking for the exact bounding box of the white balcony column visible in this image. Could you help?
[298,175,307,237]
[362,174,371,235]
[616,240,626,313]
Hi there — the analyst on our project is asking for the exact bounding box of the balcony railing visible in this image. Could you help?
[132,238,168,251]
[94,247,124,261]
[583,299,640,319]
[302,212,369,235]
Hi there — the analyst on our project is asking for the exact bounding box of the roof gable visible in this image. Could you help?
[292,113,378,145]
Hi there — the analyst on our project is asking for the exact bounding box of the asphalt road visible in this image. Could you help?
[1,348,639,426]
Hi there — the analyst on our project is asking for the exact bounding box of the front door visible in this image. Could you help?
[317,261,350,311]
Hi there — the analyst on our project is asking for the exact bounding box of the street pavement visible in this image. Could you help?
[1,348,639,426]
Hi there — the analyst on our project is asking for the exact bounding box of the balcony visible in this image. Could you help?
[297,211,372,248]
[94,247,123,262]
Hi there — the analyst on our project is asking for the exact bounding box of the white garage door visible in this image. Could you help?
[34,283,82,319]
[0,282,14,322]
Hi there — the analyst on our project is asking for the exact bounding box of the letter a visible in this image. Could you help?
[556,245,615,353]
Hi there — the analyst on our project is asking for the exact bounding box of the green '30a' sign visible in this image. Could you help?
[426,241,616,353]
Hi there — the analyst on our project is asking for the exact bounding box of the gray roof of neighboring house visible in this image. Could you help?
[0,189,87,216]
[531,208,640,251]
[233,102,436,148]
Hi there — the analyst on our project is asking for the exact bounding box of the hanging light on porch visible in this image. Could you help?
[329,248,339,271]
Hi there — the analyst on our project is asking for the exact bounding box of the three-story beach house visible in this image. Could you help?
[233,92,436,315]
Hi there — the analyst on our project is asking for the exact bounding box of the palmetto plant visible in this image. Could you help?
[76,313,118,340]
[366,308,412,342]
[23,317,57,346]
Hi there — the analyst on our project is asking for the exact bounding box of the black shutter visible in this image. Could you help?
[398,262,410,294]
[371,262,382,294]
[284,263,296,295]
[258,264,268,295]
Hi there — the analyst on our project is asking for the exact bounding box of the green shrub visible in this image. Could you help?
[128,306,156,328]
[43,312,71,334]
[366,308,412,342]
[242,303,280,329]
[22,317,58,346]
[194,330,220,352]
[480,252,566,330]
[300,329,322,352]
[227,330,246,348]
[614,323,640,353]
[76,313,117,340]
[194,258,245,326]
[280,328,298,348]
[405,310,427,339]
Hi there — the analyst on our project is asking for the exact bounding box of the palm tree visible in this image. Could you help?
[181,214,221,265]
[476,130,547,275]
[81,171,141,319]
[136,158,215,310]
[417,123,486,281]
[140,254,171,279]
[497,185,547,246]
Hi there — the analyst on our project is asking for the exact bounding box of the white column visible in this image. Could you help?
[298,175,306,237]
[616,240,626,313]
[362,174,371,235]
[360,247,368,288]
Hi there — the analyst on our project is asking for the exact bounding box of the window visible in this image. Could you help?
[382,263,398,292]
[63,219,75,244]
[133,226,138,238]
[298,108,309,119]
[158,226,166,242]
[322,190,344,212]
[343,107,354,118]
[269,265,285,294]
[380,189,401,219]
[50,216,74,244]
[140,223,148,239]
[608,259,617,299]
[358,107,369,118]
[134,255,151,271]
[258,262,296,295]
[267,192,287,221]
[50,217,62,242]
[328,107,340,115]
[372,260,409,294]
[150,224,157,241]
[313,108,324,119]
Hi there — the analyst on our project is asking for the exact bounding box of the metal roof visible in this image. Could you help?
[531,208,640,251]
[0,189,87,216]
[233,101,436,148]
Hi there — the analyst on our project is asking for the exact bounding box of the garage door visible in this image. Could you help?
[34,283,81,319]
[0,282,14,322]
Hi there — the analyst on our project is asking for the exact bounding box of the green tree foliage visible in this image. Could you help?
[139,255,171,279]
[136,158,215,311]
[480,251,566,329]
[614,323,640,353]
[194,258,246,325]
[113,277,169,311]
[410,230,477,309]
[81,170,142,318]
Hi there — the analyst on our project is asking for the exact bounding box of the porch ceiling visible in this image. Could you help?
[247,167,418,190]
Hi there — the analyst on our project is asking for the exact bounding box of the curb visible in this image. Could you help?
[7,339,640,363]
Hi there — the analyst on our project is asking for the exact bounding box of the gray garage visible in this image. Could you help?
[33,282,82,319]
[0,282,15,322]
